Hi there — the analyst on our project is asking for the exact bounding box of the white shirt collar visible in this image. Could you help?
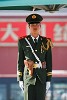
[31,35,39,42]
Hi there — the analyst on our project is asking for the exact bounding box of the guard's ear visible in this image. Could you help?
[28,24,30,28]
[38,23,41,27]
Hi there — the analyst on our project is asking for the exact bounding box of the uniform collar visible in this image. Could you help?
[31,35,39,42]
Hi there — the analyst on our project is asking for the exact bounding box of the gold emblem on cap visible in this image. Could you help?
[32,15,36,19]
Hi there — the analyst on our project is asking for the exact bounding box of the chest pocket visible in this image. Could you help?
[24,45,31,53]
[26,46,31,51]
[24,45,35,60]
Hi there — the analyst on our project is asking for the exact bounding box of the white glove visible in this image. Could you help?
[19,81,24,91]
[46,82,50,94]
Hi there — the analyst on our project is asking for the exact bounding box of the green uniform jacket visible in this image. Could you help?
[17,35,52,83]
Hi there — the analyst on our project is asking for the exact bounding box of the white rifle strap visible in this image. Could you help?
[25,38,42,68]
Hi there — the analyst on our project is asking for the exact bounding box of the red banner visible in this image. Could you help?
[0,21,67,46]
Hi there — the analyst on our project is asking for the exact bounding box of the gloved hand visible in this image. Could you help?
[46,82,50,94]
[19,81,24,91]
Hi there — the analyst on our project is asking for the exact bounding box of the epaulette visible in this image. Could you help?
[18,35,27,40]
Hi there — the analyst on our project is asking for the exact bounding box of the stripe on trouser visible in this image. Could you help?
[24,85,28,100]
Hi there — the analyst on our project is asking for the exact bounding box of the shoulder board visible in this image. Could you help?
[18,35,27,40]
[40,36,51,42]
[47,38,51,40]
[40,36,47,41]
[41,36,48,40]
[40,35,46,38]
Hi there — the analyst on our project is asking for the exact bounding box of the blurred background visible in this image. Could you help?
[0,8,67,100]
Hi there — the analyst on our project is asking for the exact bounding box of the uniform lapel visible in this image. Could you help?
[27,35,35,49]
[36,35,42,49]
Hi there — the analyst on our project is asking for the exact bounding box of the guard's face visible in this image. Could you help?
[28,23,41,36]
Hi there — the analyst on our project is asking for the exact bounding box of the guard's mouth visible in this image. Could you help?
[33,28,37,30]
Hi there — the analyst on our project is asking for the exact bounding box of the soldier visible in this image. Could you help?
[17,13,52,100]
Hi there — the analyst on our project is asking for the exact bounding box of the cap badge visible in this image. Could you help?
[32,15,36,19]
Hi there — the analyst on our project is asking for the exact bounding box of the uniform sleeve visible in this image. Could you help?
[45,38,52,82]
[17,39,25,81]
